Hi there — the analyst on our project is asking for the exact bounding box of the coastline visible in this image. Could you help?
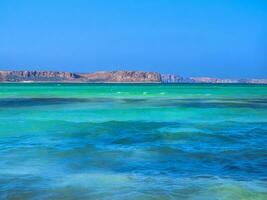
[0,81,266,85]
[0,70,266,84]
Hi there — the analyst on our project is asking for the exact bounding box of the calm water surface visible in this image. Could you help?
[0,83,266,200]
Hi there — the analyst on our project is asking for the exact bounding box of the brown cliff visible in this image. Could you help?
[77,71,161,82]
[0,70,161,83]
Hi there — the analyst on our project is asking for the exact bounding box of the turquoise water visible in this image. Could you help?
[0,83,266,200]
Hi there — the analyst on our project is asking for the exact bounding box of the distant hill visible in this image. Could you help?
[161,74,267,84]
[0,70,161,83]
[0,70,266,84]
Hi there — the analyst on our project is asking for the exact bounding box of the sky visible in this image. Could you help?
[0,0,266,78]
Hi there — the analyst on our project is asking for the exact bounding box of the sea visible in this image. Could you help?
[0,83,266,200]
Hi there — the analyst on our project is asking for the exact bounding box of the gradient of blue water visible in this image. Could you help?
[0,84,266,199]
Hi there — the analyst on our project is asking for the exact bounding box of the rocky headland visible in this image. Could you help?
[0,70,161,83]
[0,70,266,84]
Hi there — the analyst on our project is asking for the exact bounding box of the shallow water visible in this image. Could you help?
[0,83,266,200]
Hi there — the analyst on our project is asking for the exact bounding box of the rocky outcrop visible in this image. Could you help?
[0,70,266,84]
[77,71,161,82]
[239,79,267,84]
[188,77,267,84]
[161,74,183,83]
[0,70,161,83]
[188,77,240,83]
[161,74,267,84]
[0,70,78,82]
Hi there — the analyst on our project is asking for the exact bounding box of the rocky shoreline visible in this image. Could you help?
[0,70,266,84]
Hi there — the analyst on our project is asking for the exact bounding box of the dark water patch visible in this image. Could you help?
[148,98,267,109]
[1,120,266,143]
[123,97,267,109]
[121,98,147,104]
[1,97,267,109]
[0,98,115,108]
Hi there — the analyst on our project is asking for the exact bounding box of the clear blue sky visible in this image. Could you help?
[0,0,266,78]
